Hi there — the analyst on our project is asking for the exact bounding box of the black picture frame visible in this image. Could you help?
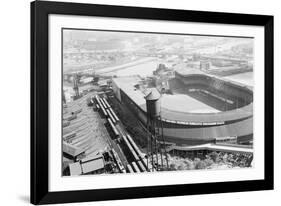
[31,0,274,204]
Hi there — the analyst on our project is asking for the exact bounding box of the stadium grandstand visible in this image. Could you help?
[111,64,253,146]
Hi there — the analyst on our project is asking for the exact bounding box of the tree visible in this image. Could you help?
[169,163,176,171]
[209,151,219,163]
[203,158,214,167]
[194,160,207,170]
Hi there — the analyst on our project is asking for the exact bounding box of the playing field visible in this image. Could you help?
[161,93,220,113]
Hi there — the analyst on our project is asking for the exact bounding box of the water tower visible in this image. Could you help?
[145,88,169,171]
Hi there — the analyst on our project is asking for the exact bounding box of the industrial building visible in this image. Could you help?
[69,154,105,176]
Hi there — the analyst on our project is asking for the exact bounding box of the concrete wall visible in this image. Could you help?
[112,79,121,101]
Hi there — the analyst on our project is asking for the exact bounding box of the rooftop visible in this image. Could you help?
[81,157,104,174]
[63,142,84,157]
[112,76,146,106]
[144,88,161,101]
[69,162,82,176]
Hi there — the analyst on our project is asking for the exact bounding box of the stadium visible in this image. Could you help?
[112,64,253,146]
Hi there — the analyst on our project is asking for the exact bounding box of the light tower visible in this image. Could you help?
[145,88,169,171]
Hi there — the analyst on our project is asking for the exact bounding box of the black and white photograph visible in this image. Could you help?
[0,0,277,205]
[62,29,254,176]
